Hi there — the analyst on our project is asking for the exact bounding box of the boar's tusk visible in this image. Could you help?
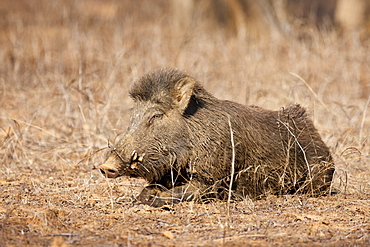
[130,163,138,169]
[138,153,145,162]
[131,150,138,161]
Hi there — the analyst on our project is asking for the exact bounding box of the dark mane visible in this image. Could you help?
[129,68,188,104]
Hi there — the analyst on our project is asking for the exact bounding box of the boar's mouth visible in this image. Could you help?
[127,150,148,172]
[100,146,183,187]
[99,149,148,179]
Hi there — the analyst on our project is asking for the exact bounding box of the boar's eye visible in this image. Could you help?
[148,113,163,125]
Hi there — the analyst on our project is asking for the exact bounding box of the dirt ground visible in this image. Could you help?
[1,1,369,246]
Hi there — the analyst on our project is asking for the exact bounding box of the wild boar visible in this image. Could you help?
[99,68,335,207]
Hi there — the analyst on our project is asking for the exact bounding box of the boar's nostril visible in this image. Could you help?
[100,168,119,178]
[100,169,107,176]
[99,164,119,178]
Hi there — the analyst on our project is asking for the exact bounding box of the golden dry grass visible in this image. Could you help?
[1,0,369,246]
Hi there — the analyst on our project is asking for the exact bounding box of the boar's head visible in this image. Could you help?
[99,68,198,187]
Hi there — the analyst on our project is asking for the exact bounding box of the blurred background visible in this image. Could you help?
[1,1,370,245]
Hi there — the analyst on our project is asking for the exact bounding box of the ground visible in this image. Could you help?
[1,0,369,246]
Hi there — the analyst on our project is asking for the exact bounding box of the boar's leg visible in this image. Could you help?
[136,182,204,207]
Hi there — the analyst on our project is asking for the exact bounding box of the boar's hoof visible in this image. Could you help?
[136,185,181,207]
[99,163,119,178]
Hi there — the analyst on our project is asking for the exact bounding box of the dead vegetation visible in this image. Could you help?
[0,0,369,246]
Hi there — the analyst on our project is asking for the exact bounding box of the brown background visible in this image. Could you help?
[1,0,369,246]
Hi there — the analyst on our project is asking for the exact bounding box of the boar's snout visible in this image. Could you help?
[99,149,147,179]
[99,163,120,178]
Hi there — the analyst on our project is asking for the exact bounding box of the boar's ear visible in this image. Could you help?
[174,77,195,112]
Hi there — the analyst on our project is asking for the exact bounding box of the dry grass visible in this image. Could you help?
[1,0,369,246]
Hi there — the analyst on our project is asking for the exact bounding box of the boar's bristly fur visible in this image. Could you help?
[99,68,335,207]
